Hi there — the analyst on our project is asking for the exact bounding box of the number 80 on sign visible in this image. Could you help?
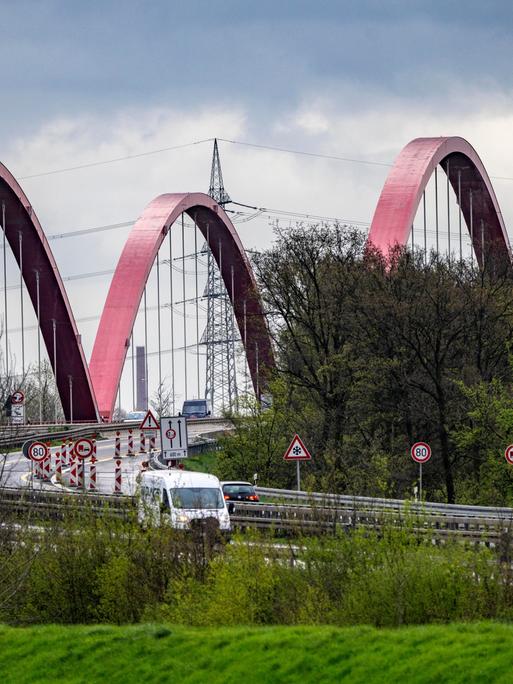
[411,442,431,464]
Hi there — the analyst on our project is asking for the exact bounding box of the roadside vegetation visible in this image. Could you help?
[2,505,513,629]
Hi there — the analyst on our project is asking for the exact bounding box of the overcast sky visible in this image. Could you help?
[2,0,513,405]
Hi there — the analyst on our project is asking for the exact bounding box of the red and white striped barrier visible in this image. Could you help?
[150,433,156,451]
[69,456,78,487]
[61,441,67,467]
[128,429,134,456]
[114,458,122,493]
[115,431,121,459]
[140,431,146,454]
[33,460,42,480]
[55,450,62,480]
[89,456,97,491]
[77,459,84,489]
[68,438,73,466]
[42,455,51,481]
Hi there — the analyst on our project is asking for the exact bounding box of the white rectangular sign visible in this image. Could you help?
[11,404,25,425]
[160,416,188,459]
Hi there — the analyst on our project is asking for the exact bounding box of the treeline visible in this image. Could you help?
[218,225,513,504]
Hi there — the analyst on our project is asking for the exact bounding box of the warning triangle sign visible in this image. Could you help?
[140,409,160,430]
[283,434,312,461]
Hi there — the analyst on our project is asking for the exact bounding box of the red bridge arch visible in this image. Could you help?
[90,192,274,420]
[367,136,511,264]
[0,162,98,421]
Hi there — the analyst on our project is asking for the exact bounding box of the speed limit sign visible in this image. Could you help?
[27,441,50,463]
[411,442,432,464]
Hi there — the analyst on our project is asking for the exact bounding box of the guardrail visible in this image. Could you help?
[231,500,513,543]
[255,487,513,522]
[0,417,231,451]
[0,486,132,519]
[1,485,512,543]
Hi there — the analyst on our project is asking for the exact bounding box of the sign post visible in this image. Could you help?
[410,441,432,501]
[283,434,312,491]
[160,416,189,461]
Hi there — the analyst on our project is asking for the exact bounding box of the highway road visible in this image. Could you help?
[0,421,230,495]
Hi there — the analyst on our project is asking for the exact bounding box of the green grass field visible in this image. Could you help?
[0,621,511,683]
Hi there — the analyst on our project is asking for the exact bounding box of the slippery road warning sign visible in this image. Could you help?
[140,409,160,431]
[160,416,188,460]
[283,434,312,461]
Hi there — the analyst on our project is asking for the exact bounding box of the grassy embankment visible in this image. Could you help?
[0,621,510,683]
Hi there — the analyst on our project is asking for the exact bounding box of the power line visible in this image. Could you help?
[11,134,513,183]
[218,138,392,169]
[18,138,214,180]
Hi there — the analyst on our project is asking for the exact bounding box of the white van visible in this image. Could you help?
[138,469,232,533]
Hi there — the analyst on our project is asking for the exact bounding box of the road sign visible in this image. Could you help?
[73,438,94,460]
[411,442,431,464]
[283,434,312,461]
[27,441,50,463]
[160,416,188,459]
[140,409,160,431]
[11,390,25,404]
[505,445,513,465]
[11,404,25,425]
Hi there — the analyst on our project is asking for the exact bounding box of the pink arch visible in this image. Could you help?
[367,136,511,264]
[90,192,274,420]
[0,163,98,421]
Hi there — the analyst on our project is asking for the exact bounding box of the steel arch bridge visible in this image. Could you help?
[0,135,509,421]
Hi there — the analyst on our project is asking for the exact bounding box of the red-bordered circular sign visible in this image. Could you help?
[11,390,25,404]
[411,442,432,464]
[28,441,50,463]
[73,437,94,460]
[505,445,513,465]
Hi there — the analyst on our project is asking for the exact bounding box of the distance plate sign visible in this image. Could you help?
[27,441,50,463]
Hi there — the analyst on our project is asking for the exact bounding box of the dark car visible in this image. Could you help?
[221,481,259,502]
[181,399,211,419]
